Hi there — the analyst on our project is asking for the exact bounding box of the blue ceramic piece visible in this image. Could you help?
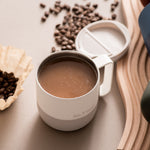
[139,3,150,54]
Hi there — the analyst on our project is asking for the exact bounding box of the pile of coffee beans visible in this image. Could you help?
[0,70,18,100]
[39,0,119,52]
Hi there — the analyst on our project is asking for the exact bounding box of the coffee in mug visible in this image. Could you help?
[38,58,97,98]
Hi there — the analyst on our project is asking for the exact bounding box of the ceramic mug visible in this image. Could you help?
[36,51,113,131]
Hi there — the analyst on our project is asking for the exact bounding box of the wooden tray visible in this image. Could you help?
[116,0,150,149]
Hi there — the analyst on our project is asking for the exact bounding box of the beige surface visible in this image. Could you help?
[0,0,125,150]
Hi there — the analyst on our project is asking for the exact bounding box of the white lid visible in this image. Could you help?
[75,20,130,61]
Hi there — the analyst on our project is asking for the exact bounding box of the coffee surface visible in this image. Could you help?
[38,60,97,98]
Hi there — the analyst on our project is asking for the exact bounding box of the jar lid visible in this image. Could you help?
[75,20,130,61]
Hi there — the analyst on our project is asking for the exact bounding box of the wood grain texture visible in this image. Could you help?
[116,0,150,149]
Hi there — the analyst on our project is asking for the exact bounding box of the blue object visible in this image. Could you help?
[139,3,150,54]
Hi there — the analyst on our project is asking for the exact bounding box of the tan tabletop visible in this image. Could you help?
[0,0,125,150]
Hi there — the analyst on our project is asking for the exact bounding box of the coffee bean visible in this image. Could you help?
[66,45,72,50]
[62,41,68,46]
[15,78,19,82]
[0,95,4,99]
[86,2,91,7]
[49,8,54,13]
[61,46,67,50]
[54,30,60,36]
[63,5,70,12]
[44,11,49,18]
[114,1,119,7]
[0,77,3,82]
[93,4,98,9]
[56,1,61,4]
[55,24,60,29]
[3,82,8,87]
[41,16,46,22]
[51,47,56,52]
[0,88,5,93]
[8,93,13,97]
[68,40,73,44]
[54,9,59,15]
[40,3,46,8]
[72,44,76,49]
[112,14,117,20]
[111,5,115,12]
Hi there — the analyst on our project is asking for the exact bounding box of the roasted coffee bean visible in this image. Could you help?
[114,1,119,7]
[3,82,8,87]
[61,46,67,50]
[62,41,68,46]
[49,8,54,13]
[63,5,70,12]
[51,47,56,52]
[0,88,5,93]
[62,20,67,25]
[56,1,61,4]
[68,40,73,44]
[4,91,7,94]
[72,44,76,49]
[0,95,4,99]
[54,30,60,36]
[0,77,3,82]
[55,24,60,29]
[40,3,46,8]
[15,78,19,82]
[3,72,8,78]
[86,2,91,7]
[93,4,98,9]
[44,11,49,17]
[8,93,13,97]
[41,16,46,22]
[54,9,60,15]
[111,5,115,12]
[112,14,117,20]
[57,26,63,30]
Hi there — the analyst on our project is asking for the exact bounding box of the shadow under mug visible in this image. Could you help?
[36,51,113,131]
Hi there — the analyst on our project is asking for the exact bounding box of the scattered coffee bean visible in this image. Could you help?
[40,3,46,8]
[114,1,119,7]
[41,16,46,22]
[111,5,115,12]
[93,4,98,9]
[44,11,49,18]
[112,14,117,20]
[51,47,56,52]
[49,8,54,13]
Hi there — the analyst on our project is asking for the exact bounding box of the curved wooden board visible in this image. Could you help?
[116,0,150,149]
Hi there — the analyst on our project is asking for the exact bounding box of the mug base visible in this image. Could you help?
[37,104,97,131]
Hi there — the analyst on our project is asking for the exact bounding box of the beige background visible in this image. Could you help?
[0,0,125,150]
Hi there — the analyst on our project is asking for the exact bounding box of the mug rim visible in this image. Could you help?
[36,50,100,100]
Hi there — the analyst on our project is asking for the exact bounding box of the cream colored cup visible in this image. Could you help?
[36,51,113,131]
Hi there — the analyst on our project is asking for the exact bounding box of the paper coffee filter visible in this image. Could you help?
[0,45,33,111]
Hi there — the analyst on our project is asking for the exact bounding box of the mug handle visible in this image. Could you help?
[93,55,114,97]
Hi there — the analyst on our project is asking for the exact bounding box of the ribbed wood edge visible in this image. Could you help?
[116,0,150,149]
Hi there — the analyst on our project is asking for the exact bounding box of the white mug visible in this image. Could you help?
[36,51,113,131]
